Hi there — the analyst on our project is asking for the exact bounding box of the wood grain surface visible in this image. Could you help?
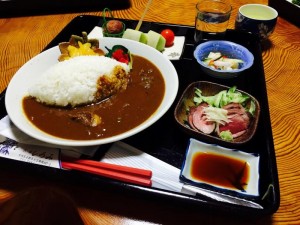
[0,0,300,224]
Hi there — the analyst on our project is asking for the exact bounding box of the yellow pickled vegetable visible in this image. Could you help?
[65,42,98,59]
[58,32,104,61]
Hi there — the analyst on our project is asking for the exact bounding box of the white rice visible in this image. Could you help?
[28,56,130,107]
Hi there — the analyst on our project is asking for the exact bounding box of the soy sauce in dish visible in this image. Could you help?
[191,152,250,191]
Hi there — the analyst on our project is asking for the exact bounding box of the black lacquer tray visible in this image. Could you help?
[0,15,280,217]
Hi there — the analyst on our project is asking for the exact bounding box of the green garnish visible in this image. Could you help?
[194,86,255,115]
[219,130,233,141]
[292,0,300,6]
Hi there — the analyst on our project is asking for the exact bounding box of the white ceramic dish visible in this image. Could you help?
[88,26,186,60]
[180,138,260,196]
[5,37,179,146]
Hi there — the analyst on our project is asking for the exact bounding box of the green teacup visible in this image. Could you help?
[235,4,278,40]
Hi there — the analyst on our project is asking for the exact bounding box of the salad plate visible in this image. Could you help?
[174,81,260,146]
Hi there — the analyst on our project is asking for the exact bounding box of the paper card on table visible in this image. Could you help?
[0,137,61,168]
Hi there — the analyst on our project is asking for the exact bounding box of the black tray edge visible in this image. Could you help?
[0,15,280,217]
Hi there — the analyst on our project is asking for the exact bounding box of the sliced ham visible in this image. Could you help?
[232,130,247,138]
[219,103,250,138]
[224,102,246,116]
[188,103,215,134]
[219,114,248,134]
[188,102,251,139]
[188,106,197,130]
[223,102,244,110]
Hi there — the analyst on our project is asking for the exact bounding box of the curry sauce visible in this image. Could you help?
[22,55,165,140]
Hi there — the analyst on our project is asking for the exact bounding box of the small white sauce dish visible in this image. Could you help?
[180,138,260,196]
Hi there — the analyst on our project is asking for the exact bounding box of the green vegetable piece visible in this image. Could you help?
[147,30,166,51]
[194,86,252,109]
[194,88,215,106]
[219,86,249,107]
[213,90,226,108]
[292,0,300,6]
[248,100,256,116]
[193,88,203,105]
[122,29,148,43]
[140,33,148,44]
[219,130,233,141]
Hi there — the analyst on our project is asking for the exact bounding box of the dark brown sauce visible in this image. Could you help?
[191,152,250,191]
[22,55,165,140]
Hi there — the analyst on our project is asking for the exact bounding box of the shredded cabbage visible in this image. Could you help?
[194,86,253,109]
[191,86,256,141]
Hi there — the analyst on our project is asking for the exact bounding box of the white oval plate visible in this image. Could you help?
[5,37,179,146]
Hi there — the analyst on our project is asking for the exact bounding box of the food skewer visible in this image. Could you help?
[135,0,153,31]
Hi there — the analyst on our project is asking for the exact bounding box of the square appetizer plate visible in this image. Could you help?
[180,138,260,197]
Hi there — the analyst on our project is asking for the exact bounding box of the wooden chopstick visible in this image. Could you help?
[61,159,152,187]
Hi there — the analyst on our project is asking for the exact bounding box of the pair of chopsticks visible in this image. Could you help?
[61,158,152,187]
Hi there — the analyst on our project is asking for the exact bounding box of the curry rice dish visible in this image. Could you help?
[23,55,165,140]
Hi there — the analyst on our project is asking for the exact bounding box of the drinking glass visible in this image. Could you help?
[194,0,232,43]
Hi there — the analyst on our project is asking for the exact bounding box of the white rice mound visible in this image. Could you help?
[28,56,130,107]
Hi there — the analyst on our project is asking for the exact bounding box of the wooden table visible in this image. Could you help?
[0,0,299,224]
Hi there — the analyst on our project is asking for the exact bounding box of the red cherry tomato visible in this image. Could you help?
[161,29,175,47]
